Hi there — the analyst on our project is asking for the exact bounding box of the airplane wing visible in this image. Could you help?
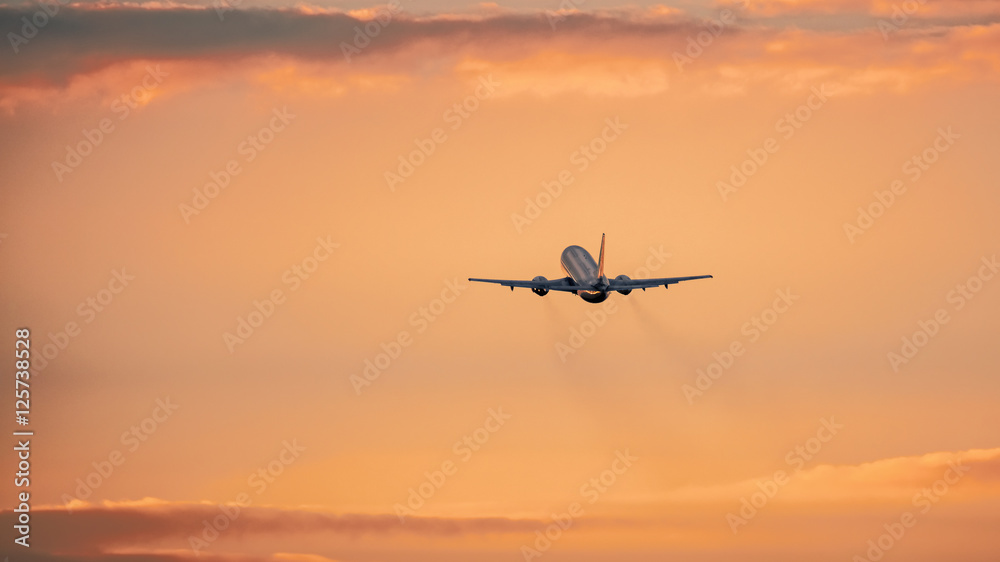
[468,276,591,292]
[608,275,713,290]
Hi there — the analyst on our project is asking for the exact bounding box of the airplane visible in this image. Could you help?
[469,234,712,303]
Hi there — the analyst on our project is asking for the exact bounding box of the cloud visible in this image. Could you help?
[0,7,690,86]
[3,448,999,560]
[2,501,548,560]
[745,0,1000,19]
[658,447,1000,505]
[0,3,998,100]
[271,554,342,562]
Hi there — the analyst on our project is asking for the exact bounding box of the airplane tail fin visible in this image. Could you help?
[597,233,606,279]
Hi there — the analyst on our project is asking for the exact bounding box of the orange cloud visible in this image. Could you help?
[2,4,998,104]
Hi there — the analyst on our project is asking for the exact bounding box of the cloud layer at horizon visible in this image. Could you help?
[6,447,999,560]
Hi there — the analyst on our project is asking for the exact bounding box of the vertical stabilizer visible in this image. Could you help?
[597,233,606,279]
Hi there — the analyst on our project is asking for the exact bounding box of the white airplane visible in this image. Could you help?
[470,234,712,303]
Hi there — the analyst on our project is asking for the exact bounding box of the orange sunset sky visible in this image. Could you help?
[1,0,999,560]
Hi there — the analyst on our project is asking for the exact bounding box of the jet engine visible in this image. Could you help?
[531,276,549,296]
[615,275,632,295]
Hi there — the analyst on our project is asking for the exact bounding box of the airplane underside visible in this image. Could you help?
[575,290,609,303]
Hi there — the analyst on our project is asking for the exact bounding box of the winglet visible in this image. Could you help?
[597,233,606,279]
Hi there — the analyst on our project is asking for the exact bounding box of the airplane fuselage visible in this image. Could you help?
[560,245,609,303]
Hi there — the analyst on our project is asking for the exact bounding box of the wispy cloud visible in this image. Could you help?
[661,446,1000,504]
